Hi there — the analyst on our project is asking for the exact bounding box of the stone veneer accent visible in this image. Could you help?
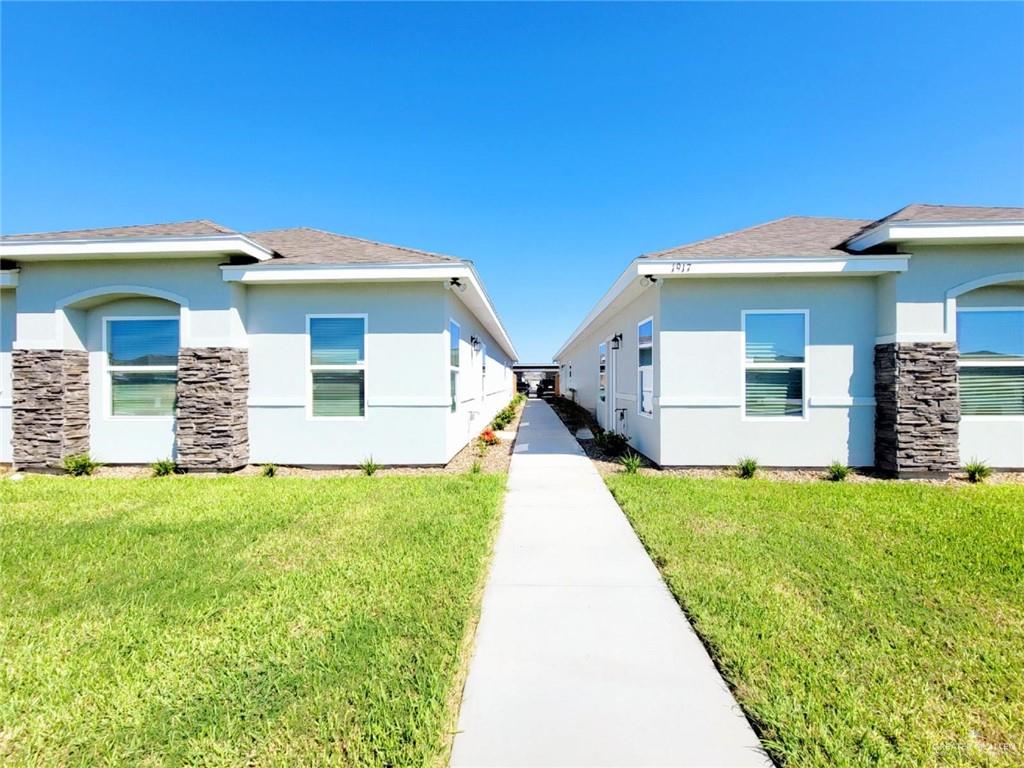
[175,347,250,470]
[874,342,960,477]
[12,349,90,468]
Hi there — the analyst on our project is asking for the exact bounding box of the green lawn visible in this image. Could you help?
[0,474,505,767]
[607,477,1024,768]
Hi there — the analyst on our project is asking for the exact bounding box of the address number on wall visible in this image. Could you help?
[669,262,693,273]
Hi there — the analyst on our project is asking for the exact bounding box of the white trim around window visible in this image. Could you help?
[740,309,810,421]
[306,313,368,421]
[103,315,180,421]
[956,306,1024,421]
[637,316,654,419]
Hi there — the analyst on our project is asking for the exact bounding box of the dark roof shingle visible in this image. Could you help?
[0,219,236,241]
[245,227,460,265]
[641,216,869,260]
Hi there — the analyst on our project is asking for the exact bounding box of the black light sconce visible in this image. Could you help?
[470,335,482,351]
[611,333,622,350]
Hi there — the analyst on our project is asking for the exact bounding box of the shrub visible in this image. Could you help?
[619,451,643,474]
[598,431,629,456]
[964,458,992,484]
[261,463,278,478]
[63,454,100,477]
[479,428,499,446]
[469,460,482,475]
[151,458,178,477]
[492,414,511,430]
[360,456,379,476]
[737,457,758,479]
[826,461,850,482]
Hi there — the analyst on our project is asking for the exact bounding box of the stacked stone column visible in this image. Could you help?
[174,348,250,470]
[874,342,960,478]
[12,349,90,469]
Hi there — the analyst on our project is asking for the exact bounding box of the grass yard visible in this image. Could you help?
[0,474,505,767]
[607,477,1024,768]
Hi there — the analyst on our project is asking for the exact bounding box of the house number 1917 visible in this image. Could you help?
[670,262,693,273]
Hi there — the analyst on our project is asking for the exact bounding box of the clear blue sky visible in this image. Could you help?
[3,2,1023,361]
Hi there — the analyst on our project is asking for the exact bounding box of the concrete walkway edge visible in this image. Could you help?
[450,399,771,767]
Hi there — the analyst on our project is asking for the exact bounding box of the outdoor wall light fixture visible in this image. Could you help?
[448,277,467,293]
[470,335,482,351]
[611,333,622,350]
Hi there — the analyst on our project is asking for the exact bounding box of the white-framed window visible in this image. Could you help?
[598,342,608,403]
[449,319,460,413]
[307,314,366,419]
[637,317,654,417]
[105,317,179,418]
[957,307,1024,417]
[741,310,808,419]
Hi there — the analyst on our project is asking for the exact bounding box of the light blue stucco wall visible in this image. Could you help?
[658,277,877,467]
[557,285,661,463]
[4,259,513,466]
[0,287,14,462]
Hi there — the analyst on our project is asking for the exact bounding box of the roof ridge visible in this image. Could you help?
[1,218,236,239]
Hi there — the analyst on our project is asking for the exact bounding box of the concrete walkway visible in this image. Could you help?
[450,399,770,768]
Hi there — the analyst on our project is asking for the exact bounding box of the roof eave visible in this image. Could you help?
[846,220,1024,252]
[0,234,276,262]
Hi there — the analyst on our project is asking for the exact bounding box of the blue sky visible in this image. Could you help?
[3,2,1022,362]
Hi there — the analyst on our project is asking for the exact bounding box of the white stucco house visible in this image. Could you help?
[554,204,1024,476]
[0,221,517,469]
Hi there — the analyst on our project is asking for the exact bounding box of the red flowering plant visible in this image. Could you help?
[479,427,500,446]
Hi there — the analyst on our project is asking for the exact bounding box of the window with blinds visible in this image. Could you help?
[638,319,654,417]
[743,311,807,418]
[449,320,460,413]
[957,309,1024,416]
[309,316,366,418]
[106,318,180,417]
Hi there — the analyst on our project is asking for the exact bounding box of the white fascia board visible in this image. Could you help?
[640,255,909,277]
[0,269,19,288]
[460,262,519,361]
[0,234,275,261]
[222,261,519,361]
[847,221,1024,252]
[553,260,644,362]
[221,262,468,283]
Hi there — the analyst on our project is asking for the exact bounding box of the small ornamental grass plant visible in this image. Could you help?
[261,463,278,478]
[964,458,992,484]
[360,456,380,476]
[63,454,101,477]
[737,457,758,479]
[619,450,643,474]
[826,461,851,482]
[151,459,179,477]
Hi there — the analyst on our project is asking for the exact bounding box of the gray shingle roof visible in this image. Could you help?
[0,219,236,241]
[245,227,460,265]
[841,203,1024,247]
[642,203,1024,261]
[641,216,869,260]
